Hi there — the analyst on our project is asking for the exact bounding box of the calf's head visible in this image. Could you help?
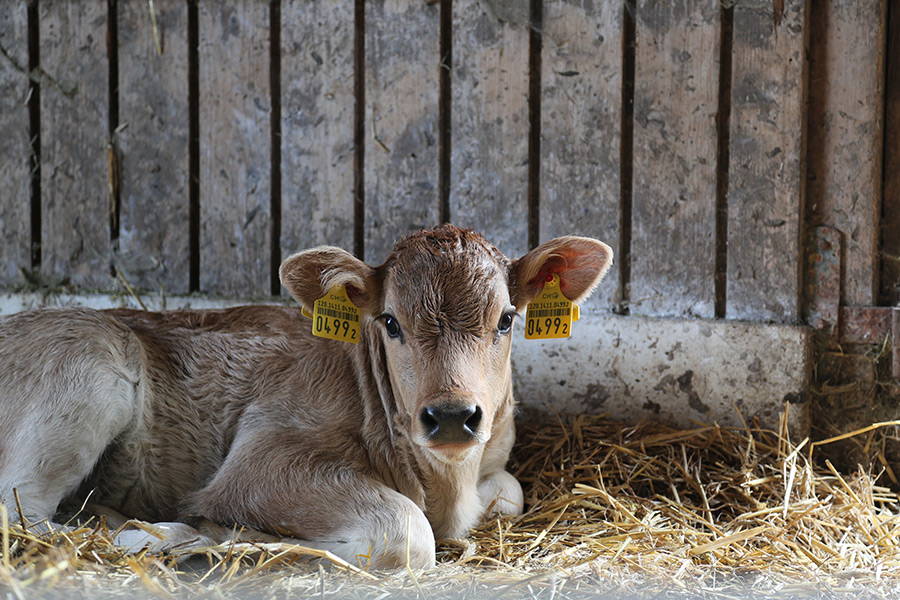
[280,226,612,462]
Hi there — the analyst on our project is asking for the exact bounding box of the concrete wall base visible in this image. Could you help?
[513,314,811,435]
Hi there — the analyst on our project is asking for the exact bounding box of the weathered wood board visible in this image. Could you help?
[40,1,112,290]
[280,0,355,258]
[450,0,530,260]
[882,7,900,307]
[630,0,719,318]
[364,0,440,265]
[0,4,30,287]
[198,2,271,297]
[116,0,190,294]
[807,0,885,307]
[727,0,808,322]
[540,0,622,312]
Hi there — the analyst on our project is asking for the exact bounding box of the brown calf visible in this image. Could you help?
[0,225,611,568]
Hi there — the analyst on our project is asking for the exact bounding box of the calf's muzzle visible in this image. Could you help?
[419,403,482,444]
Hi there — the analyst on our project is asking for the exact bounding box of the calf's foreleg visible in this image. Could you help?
[188,427,436,569]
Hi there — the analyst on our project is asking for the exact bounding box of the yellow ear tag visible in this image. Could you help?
[311,284,360,344]
[524,274,578,340]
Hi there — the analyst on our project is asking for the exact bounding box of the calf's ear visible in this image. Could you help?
[510,237,613,309]
[279,247,379,314]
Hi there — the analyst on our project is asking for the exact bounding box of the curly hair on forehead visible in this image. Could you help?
[378,225,512,341]
[382,224,510,268]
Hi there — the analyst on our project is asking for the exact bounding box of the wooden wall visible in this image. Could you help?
[0,0,896,324]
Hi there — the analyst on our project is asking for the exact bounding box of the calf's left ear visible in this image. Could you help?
[279,247,380,314]
[510,236,613,310]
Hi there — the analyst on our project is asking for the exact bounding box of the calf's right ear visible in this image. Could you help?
[279,247,380,314]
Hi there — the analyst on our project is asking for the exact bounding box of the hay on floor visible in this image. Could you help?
[1,411,899,598]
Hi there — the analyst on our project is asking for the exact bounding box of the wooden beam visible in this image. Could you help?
[630,0,720,318]
[198,2,271,297]
[363,0,440,265]
[727,0,808,322]
[117,0,190,294]
[450,0,530,259]
[280,0,355,258]
[882,4,900,306]
[539,0,622,311]
[807,0,886,307]
[0,4,30,287]
[40,1,112,290]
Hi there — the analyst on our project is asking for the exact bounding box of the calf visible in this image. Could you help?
[0,225,611,568]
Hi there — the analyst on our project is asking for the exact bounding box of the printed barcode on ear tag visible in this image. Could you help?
[312,285,360,344]
[525,274,577,340]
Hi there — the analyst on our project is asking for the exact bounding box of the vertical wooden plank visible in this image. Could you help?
[882,6,900,306]
[198,1,271,297]
[807,0,886,307]
[0,4,30,287]
[630,0,720,318]
[364,0,440,265]
[117,0,190,294]
[727,0,808,322]
[450,0,530,259]
[40,1,112,289]
[540,0,622,311]
[280,0,355,256]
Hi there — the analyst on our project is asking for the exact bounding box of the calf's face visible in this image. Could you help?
[377,240,514,458]
[280,226,612,463]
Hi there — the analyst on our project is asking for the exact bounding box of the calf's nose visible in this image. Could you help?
[420,403,482,444]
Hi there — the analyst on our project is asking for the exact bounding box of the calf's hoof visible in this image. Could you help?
[479,470,524,516]
[113,521,215,554]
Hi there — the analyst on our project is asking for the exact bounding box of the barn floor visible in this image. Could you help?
[2,413,899,599]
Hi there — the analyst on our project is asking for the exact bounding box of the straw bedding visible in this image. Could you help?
[2,409,899,599]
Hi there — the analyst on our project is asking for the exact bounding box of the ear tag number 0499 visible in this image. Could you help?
[524,274,580,340]
[310,284,360,344]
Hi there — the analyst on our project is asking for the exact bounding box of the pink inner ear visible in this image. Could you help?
[527,255,569,296]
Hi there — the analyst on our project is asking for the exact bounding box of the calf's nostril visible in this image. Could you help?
[464,405,482,435]
[420,407,440,437]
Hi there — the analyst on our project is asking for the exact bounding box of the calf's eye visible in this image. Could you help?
[497,312,515,334]
[384,315,402,339]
